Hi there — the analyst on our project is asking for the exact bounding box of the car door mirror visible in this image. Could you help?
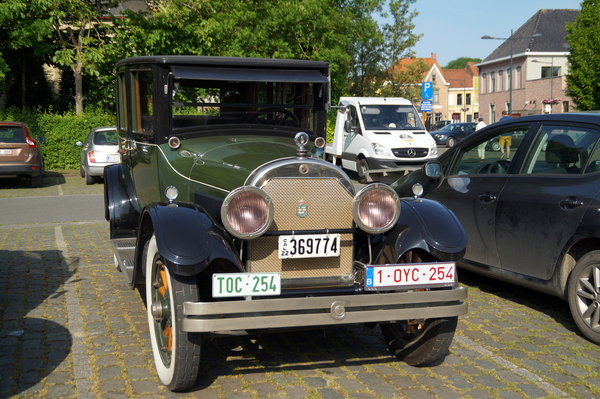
[423,162,441,178]
[76,141,83,146]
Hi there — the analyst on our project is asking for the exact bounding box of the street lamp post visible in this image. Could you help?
[482,30,542,117]
[532,58,555,112]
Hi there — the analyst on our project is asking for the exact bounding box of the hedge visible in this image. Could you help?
[0,107,115,170]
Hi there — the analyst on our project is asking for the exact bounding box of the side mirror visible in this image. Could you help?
[337,100,349,114]
[75,141,83,146]
[344,119,355,133]
[423,162,441,178]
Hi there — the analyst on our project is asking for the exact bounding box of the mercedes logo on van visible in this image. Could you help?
[407,148,417,157]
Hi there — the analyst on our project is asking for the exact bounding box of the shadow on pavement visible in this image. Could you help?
[458,268,580,336]
[0,249,76,397]
[0,171,67,189]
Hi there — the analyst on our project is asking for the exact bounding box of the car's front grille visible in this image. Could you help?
[392,148,429,158]
[248,177,355,288]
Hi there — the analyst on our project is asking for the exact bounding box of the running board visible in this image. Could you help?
[111,238,137,285]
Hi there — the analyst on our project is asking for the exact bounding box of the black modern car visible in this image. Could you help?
[430,122,477,147]
[393,112,600,344]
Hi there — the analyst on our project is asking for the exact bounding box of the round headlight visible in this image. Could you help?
[221,186,273,239]
[353,184,400,234]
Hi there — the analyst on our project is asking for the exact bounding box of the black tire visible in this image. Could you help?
[567,251,600,344]
[85,169,94,185]
[31,172,43,188]
[381,316,458,366]
[357,158,371,184]
[446,137,456,148]
[145,235,202,391]
[80,164,85,178]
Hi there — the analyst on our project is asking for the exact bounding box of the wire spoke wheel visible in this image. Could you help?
[145,235,202,391]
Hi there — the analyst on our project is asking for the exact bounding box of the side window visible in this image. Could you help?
[522,125,600,175]
[448,125,532,175]
[129,69,154,138]
[116,71,128,142]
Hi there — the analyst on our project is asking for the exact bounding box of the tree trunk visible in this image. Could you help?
[74,28,84,115]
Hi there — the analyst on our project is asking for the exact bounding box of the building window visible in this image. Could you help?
[457,93,463,105]
[466,93,471,105]
[515,67,522,89]
[498,70,504,91]
[433,89,439,104]
[542,66,561,78]
[490,72,496,93]
[563,101,569,112]
[507,68,511,91]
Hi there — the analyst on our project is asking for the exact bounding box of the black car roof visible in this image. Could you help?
[492,112,600,126]
[115,55,329,70]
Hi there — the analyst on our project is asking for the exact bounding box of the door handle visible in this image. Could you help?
[478,193,497,203]
[559,197,584,210]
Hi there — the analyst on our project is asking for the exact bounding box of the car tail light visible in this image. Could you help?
[88,151,96,163]
[25,137,37,148]
[221,186,273,239]
[353,184,400,234]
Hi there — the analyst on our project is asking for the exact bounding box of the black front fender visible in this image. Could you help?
[104,164,140,239]
[141,202,242,277]
[375,198,468,264]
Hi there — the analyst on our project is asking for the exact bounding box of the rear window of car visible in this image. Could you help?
[94,130,119,145]
[0,126,25,143]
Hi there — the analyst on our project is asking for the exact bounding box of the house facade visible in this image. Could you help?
[477,9,578,124]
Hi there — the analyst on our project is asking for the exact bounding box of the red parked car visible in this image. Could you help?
[0,122,44,187]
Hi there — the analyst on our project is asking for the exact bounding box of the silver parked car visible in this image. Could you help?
[76,126,119,184]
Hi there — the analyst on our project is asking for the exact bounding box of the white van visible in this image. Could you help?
[325,97,438,183]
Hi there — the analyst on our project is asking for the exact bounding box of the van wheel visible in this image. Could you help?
[357,158,372,184]
[145,235,202,391]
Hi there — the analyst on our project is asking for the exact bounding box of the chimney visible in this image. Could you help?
[431,53,437,60]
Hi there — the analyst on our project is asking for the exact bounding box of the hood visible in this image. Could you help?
[162,134,303,192]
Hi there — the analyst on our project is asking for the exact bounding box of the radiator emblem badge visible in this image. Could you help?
[296,200,308,218]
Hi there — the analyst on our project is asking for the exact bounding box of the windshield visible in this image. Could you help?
[359,105,425,130]
[440,124,458,131]
[171,79,320,133]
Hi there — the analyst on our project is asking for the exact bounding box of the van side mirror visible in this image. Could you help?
[344,119,354,133]
[423,162,441,178]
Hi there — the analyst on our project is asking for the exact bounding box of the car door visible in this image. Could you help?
[426,123,536,268]
[494,123,600,279]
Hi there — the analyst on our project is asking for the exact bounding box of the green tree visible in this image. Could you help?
[565,0,600,110]
[444,57,481,69]
[0,0,119,114]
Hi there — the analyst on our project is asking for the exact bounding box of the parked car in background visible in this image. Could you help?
[430,122,477,147]
[393,112,600,344]
[430,120,452,131]
[76,126,119,185]
[0,122,44,187]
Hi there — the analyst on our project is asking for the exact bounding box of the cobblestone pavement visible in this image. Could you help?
[0,173,599,399]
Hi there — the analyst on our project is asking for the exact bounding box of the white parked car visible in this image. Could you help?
[76,126,119,185]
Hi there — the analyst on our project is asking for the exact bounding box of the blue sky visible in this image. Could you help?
[404,0,582,67]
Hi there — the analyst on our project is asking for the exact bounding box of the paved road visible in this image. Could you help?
[0,172,599,399]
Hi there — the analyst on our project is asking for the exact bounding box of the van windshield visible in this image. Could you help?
[359,105,425,130]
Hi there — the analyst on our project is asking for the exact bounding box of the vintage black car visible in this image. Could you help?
[394,112,600,345]
[104,55,468,391]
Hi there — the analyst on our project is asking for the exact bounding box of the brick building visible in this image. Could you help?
[477,9,579,124]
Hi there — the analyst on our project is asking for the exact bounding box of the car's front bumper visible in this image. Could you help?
[182,286,468,332]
